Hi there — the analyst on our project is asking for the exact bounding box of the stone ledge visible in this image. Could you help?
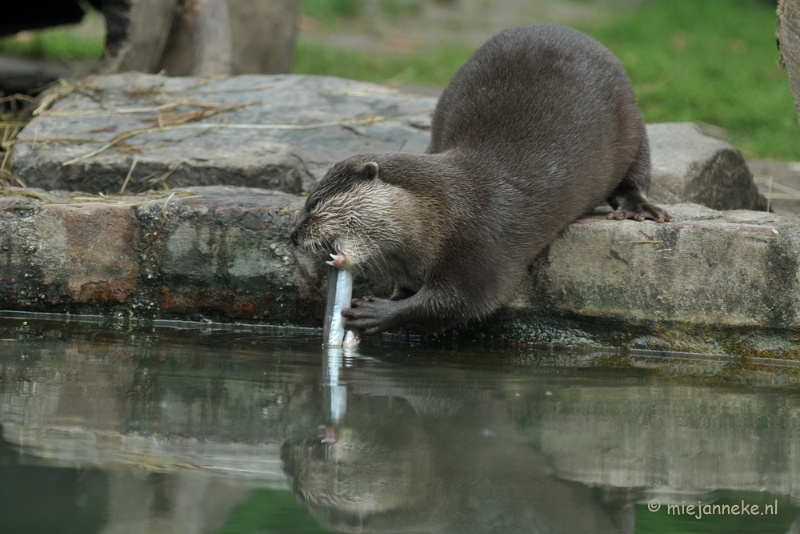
[0,186,315,324]
[518,203,795,329]
[0,188,797,355]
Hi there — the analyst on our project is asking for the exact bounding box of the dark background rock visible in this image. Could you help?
[103,0,177,73]
[0,56,75,95]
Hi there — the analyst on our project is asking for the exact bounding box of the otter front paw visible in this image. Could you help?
[342,296,406,336]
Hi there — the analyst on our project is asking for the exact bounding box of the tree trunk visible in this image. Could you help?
[191,0,233,76]
[103,0,178,73]
[157,0,298,76]
[777,0,800,123]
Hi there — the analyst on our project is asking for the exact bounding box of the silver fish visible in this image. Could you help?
[323,265,359,349]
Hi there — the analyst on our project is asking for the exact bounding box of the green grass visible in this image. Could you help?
[294,0,800,160]
[380,0,423,17]
[301,0,364,19]
[293,40,472,87]
[0,17,103,61]
[583,0,798,159]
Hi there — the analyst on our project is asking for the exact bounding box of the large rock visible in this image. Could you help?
[10,74,763,212]
[647,123,768,211]
[10,74,435,194]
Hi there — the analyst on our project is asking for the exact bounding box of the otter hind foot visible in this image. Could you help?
[343,296,407,336]
[607,196,673,223]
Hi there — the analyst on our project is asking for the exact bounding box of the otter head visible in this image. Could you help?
[289,156,426,271]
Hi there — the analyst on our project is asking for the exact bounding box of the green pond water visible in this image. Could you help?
[2,313,800,534]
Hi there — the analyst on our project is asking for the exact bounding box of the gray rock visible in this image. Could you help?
[3,73,785,354]
[10,73,435,195]
[512,204,796,331]
[647,122,768,211]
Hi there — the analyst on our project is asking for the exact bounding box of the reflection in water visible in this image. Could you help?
[283,350,635,533]
[0,435,108,534]
[283,396,637,533]
[2,316,800,532]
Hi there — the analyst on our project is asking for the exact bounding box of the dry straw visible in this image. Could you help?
[59,113,414,166]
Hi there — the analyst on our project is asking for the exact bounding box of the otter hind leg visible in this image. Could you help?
[606,134,674,223]
[607,189,674,223]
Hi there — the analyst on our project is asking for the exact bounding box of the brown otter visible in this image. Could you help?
[290,24,672,335]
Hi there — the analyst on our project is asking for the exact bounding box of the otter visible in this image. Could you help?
[290,24,672,335]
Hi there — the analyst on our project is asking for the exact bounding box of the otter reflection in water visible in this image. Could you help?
[281,390,634,534]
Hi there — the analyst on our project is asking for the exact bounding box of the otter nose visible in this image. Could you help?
[290,227,299,246]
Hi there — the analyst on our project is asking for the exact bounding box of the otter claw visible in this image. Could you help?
[329,251,346,268]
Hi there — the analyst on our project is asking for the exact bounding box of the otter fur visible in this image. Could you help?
[290,24,672,335]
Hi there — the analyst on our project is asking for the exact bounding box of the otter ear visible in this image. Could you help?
[363,162,379,180]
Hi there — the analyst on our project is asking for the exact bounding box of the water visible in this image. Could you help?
[2,315,800,533]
